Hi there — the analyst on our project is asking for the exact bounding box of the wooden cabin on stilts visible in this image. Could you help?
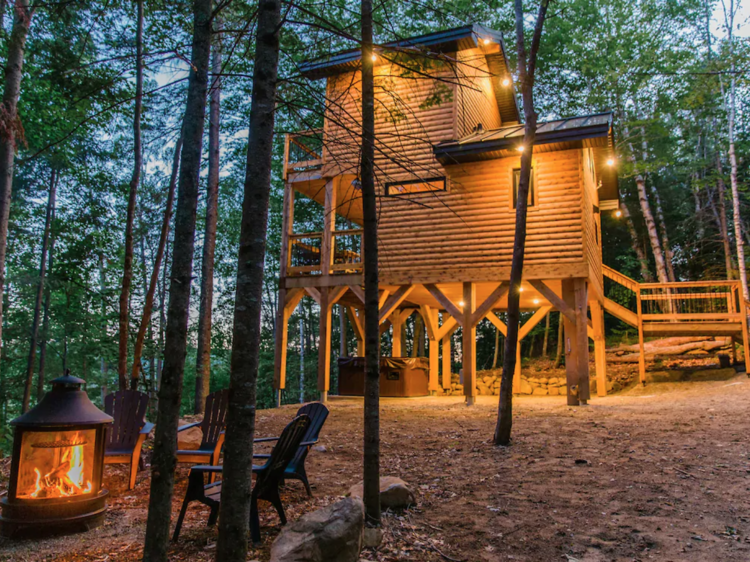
[273,24,750,407]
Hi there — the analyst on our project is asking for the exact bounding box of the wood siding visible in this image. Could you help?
[454,48,502,137]
[377,150,585,282]
[581,148,603,297]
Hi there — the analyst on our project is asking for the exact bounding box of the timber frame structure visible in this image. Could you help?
[273,24,750,406]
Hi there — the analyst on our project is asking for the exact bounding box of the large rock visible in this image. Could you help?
[270,498,364,562]
[177,418,203,449]
[348,476,415,510]
[518,378,533,395]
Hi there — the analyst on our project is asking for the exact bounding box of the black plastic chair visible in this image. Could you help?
[254,402,329,496]
[172,414,311,544]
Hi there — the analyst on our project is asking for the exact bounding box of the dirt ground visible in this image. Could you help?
[3,374,750,562]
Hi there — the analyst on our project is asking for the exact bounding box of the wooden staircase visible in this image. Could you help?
[601,265,750,381]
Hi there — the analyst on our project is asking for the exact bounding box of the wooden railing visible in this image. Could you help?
[287,229,362,276]
[602,266,746,325]
[283,129,324,180]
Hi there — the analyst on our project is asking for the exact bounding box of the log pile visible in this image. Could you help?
[606,336,735,364]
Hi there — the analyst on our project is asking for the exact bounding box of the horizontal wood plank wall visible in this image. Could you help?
[454,48,502,138]
[324,62,457,185]
[581,148,603,297]
[377,150,585,279]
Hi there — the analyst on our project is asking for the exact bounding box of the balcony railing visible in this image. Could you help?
[287,229,363,276]
[283,129,324,180]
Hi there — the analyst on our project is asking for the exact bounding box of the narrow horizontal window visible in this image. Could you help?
[512,168,536,208]
[385,176,447,196]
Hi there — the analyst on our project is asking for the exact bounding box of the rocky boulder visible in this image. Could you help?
[348,476,415,510]
[270,498,364,562]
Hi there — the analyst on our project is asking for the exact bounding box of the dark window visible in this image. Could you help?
[385,176,447,196]
[512,168,536,208]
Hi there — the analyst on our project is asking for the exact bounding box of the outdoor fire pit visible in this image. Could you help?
[1,373,112,537]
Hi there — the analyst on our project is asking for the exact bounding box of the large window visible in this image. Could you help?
[512,168,536,209]
[385,176,447,196]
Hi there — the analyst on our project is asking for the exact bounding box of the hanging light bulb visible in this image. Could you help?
[458,301,465,307]
[607,158,616,166]
[502,78,511,87]
[615,209,623,218]
[516,145,525,153]
[533,299,540,305]
[371,53,377,62]
[483,38,491,45]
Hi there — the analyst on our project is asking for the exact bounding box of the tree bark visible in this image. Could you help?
[141,0,212,558]
[620,201,653,282]
[542,311,550,357]
[23,168,56,411]
[361,0,381,531]
[118,0,144,391]
[494,0,550,446]
[37,221,55,402]
[554,311,564,367]
[215,1,281,558]
[194,27,222,414]
[492,326,500,368]
[0,0,33,370]
[130,132,182,390]
[714,153,735,279]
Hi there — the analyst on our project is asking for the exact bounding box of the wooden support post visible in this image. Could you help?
[273,182,295,406]
[591,299,607,397]
[636,286,646,385]
[562,279,579,406]
[320,179,337,277]
[317,288,332,402]
[391,310,403,356]
[462,282,477,405]
[442,333,452,390]
[739,285,750,366]
[425,308,439,394]
[574,279,590,404]
[346,307,364,357]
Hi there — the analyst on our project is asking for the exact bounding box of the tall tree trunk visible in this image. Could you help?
[0,0,34,369]
[215,1,281,558]
[130,131,182,389]
[141,0,212,558]
[194,28,222,414]
[22,168,56,412]
[620,201,653,282]
[37,221,55,402]
[554,311,564,367]
[118,0,144,391]
[299,316,305,403]
[339,304,347,358]
[361,0,381,533]
[411,315,423,357]
[542,311,550,357]
[715,153,735,279]
[495,0,550,446]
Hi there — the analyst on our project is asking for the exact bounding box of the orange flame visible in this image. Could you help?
[26,432,93,499]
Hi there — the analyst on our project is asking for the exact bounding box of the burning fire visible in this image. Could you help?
[26,433,93,499]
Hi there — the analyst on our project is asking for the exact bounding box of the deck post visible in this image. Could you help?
[562,279,580,405]
[738,285,750,368]
[442,332,452,390]
[591,299,607,397]
[574,279,590,403]
[636,285,646,385]
[426,308,439,394]
[391,310,403,356]
[462,282,477,405]
[273,182,295,406]
[320,178,337,277]
[317,288,332,402]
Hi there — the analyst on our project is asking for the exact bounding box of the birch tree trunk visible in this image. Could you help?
[215,1,281,557]
[129,132,182,389]
[495,0,550,446]
[0,0,33,366]
[142,0,212,558]
[118,0,144,390]
[620,202,653,281]
[194,29,222,414]
[361,0,382,532]
[23,168,56,411]
[715,154,735,279]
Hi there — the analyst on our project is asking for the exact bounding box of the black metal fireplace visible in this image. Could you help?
[1,373,112,537]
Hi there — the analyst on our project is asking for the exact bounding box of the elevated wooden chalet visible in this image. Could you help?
[273,24,750,406]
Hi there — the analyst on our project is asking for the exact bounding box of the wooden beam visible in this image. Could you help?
[562,279,579,406]
[529,280,576,325]
[305,286,321,305]
[379,285,414,324]
[320,178,337,277]
[486,312,507,336]
[399,308,415,323]
[317,288,333,400]
[378,289,391,310]
[424,284,463,327]
[348,284,365,304]
[469,282,510,328]
[329,285,348,306]
[391,310,404,356]
[519,306,554,340]
[285,288,305,312]
[437,317,460,341]
[591,300,607,397]
[273,287,290,391]
[420,305,438,341]
[346,307,363,341]
[574,279,590,403]
[380,319,392,335]
[441,334,452,390]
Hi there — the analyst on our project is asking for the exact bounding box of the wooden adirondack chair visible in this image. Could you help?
[103,390,154,490]
[172,414,311,544]
[176,389,229,468]
[254,402,329,496]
